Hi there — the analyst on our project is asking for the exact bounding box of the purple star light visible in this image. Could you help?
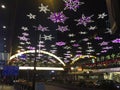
[75,14,94,26]
[48,12,68,23]
[56,25,69,32]
[64,0,84,12]
[112,38,120,43]
[56,41,66,46]
[34,25,49,32]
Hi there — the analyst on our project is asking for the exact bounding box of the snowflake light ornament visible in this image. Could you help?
[75,14,94,26]
[105,28,113,34]
[72,44,79,47]
[21,26,29,31]
[94,36,103,40]
[99,41,109,46]
[98,12,107,19]
[18,36,29,41]
[56,25,69,32]
[88,26,97,30]
[22,32,29,36]
[112,38,120,43]
[48,12,68,23]
[38,3,50,13]
[56,41,66,46]
[27,13,36,19]
[34,25,49,32]
[63,0,84,12]
[42,34,54,41]
[68,34,75,37]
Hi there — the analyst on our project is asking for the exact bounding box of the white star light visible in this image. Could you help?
[42,34,54,41]
[27,13,36,19]
[38,3,50,13]
[70,40,76,43]
[79,31,87,35]
[98,12,107,19]
[105,28,113,34]
[88,26,97,30]
[21,26,29,31]
[68,34,75,37]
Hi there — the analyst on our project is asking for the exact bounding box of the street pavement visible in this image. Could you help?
[0,85,14,90]
[45,84,68,90]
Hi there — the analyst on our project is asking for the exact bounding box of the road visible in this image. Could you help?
[45,85,68,90]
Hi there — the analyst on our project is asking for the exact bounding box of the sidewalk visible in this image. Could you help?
[0,85,14,90]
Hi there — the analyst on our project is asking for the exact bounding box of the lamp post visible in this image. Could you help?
[32,34,42,90]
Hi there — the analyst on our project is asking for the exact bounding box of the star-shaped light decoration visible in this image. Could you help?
[26,41,31,45]
[56,25,69,32]
[101,50,107,53]
[19,42,25,45]
[105,28,113,34]
[63,46,71,50]
[27,13,36,19]
[82,38,89,41]
[99,41,109,46]
[86,49,95,53]
[27,46,35,50]
[21,26,29,31]
[18,36,29,41]
[56,41,66,46]
[18,46,23,48]
[72,43,79,47]
[42,34,54,41]
[38,3,50,13]
[94,36,103,40]
[79,31,87,35]
[98,12,107,19]
[63,0,84,12]
[34,25,49,32]
[37,44,45,48]
[48,12,68,23]
[102,46,113,50]
[75,14,94,26]
[70,40,76,43]
[22,32,29,36]
[88,26,97,30]
[68,33,75,37]
[112,38,120,43]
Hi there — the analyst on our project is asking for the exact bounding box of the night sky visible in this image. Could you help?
[1,0,120,66]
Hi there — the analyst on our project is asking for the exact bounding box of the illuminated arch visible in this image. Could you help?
[9,50,66,66]
[71,55,96,65]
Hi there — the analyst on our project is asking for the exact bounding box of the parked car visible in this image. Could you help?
[94,80,120,90]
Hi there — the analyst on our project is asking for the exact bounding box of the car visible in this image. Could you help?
[94,80,120,90]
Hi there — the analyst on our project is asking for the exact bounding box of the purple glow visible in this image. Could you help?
[49,12,68,23]
[99,41,109,46]
[27,46,35,50]
[34,25,49,32]
[72,44,79,47]
[112,38,120,43]
[75,14,94,26]
[18,36,29,41]
[56,41,66,46]
[56,25,69,32]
